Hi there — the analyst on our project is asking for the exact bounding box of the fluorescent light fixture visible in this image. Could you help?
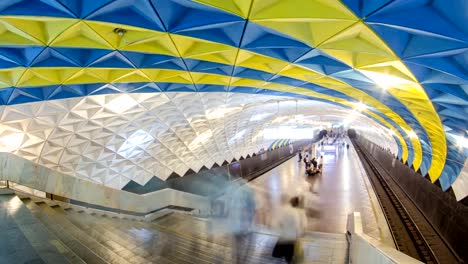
[106,94,138,113]
[205,106,242,120]
[360,70,413,90]
[0,132,24,151]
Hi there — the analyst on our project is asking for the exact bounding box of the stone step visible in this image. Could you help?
[0,194,70,264]
[35,201,132,264]
[20,198,89,264]
[23,199,106,264]
[63,209,152,264]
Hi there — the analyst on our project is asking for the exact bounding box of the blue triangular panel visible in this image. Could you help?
[56,48,113,67]
[0,0,76,17]
[122,51,187,71]
[30,48,81,67]
[57,0,113,18]
[242,22,311,62]
[342,0,392,18]
[7,87,44,104]
[0,47,44,67]
[44,85,86,100]
[88,51,136,68]
[185,59,233,76]
[86,0,165,32]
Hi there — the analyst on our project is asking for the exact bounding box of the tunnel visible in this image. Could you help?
[0,0,466,263]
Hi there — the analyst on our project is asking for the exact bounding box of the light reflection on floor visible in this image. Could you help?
[249,141,381,236]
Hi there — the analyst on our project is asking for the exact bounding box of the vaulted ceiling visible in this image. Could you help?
[0,0,466,198]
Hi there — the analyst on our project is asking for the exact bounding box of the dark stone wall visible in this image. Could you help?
[356,135,468,262]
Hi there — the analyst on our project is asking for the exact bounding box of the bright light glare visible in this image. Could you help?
[206,107,241,120]
[264,126,317,139]
[229,129,246,144]
[361,70,413,90]
[106,94,138,113]
[354,102,367,111]
[408,130,418,139]
[0,132,24,151]
[188,130,213,149]
[250,113,272,121]
[295,114,304,121]
[451,134,468,148]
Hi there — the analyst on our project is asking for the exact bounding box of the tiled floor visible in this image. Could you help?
[0,194,69,264]
[250,139,391,241]
[3,138,393,264]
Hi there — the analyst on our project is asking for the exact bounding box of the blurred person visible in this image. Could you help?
[272,196,307,263]
[318,155,323,171]
[224,180,256,264]
[311,157,317,170]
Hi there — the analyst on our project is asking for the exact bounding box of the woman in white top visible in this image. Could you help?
[272,197,307,263]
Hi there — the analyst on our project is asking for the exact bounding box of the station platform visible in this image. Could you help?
[0,139,399,264]
[250,139,394,246]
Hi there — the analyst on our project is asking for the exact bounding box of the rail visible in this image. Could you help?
[353,140,440,263]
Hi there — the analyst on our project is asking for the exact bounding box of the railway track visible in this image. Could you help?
[352,140,461,264]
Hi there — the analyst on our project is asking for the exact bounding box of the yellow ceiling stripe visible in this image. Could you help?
[201,0,444,180]
[0,15,420,169]
[0,66,410,162]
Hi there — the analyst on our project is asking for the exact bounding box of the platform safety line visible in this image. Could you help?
[349,139,392,245]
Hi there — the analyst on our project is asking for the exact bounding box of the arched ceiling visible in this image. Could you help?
[0,93,387,189]
[0,0,466,197]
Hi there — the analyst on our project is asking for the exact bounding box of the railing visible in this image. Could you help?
[347,212,423,264]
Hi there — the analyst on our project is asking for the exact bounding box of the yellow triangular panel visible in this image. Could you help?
[190,50,238,65]
[17,68,81,87]
[253,19,356,47]
[321,49,395,68]
[50,21,113,49]
[142,69,193,84]
[278,65,322,81]
[2,16,77,45]
[312,76,350,89]
[194,0,253,18]
[0,20,44,46]
[359,61,418,83]
[320,22,395,55]
[111,70,151,84]
[191,72,230,86]
[229,77,264,87]
[236,50,288,73]
[64,69,108,85]
[121,33,179,57]
[250,0,356,20]
[0,68,25,88]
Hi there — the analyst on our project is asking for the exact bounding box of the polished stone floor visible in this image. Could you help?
[1,138,393,263]
[250,139,392,244]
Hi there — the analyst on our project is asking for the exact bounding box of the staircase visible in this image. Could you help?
[3,193,349,263]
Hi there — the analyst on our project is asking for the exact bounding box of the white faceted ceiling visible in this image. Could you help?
[0,92,392,189]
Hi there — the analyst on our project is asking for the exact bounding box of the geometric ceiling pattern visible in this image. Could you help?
[0,93,384,189]
[0,1,466,195]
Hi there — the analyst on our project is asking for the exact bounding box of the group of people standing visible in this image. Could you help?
[299,151,323,176]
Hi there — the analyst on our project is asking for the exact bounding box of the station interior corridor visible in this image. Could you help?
[0,139,387,264]
[250,139,390,241]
